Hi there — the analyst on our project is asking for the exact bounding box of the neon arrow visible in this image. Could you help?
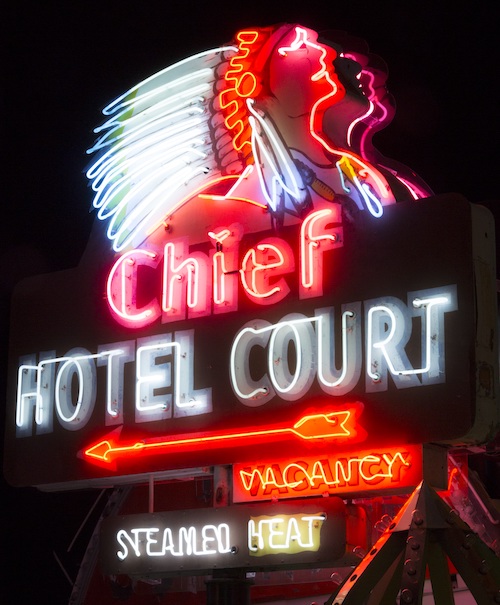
[83,409,362,465]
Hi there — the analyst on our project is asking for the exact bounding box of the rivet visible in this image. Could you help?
[405,559,417,576]
[401,588,414,603]
[413,511,424,526]
[462,534,473,549]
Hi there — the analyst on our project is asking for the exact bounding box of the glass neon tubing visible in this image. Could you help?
[300,208,338,289]
[316,310,355,388]
[162,243,201,313]
[366,296,449,380]
[247,99,304,211]
[107,250,158,322]
[16,350,124,427]
[136,340,194,412]
[240,243,286,299]
[101,47,237,116]
[230,315,319,400]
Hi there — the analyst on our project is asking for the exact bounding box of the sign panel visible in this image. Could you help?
[4,24,497,489]
[100,497,346,576]
[5,195,495,489]
[233,444,424,502]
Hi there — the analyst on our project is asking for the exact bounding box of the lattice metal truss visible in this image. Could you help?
[326,481,500,605]
[68,486,131,605]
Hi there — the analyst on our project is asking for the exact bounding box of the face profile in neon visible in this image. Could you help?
[87,23,433,256]
[277,28,389,204]
[276,27,343,119]
[340,45,433,200]
[214,24,394,219]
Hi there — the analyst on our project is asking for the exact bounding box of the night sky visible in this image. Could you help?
[2,1,499,603]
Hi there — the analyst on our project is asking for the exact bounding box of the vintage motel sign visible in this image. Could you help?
[5,25,497,490]
[100,497,346,576]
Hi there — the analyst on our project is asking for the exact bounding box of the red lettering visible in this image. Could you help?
[240,237,294,304]
[107,249,161,328]
[106,206,342,328]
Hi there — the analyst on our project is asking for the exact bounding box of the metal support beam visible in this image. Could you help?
[427,540,455,605]
[327,481,500,605]
[206,569,252,605]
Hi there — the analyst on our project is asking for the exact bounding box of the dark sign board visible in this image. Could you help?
[4,195,497,489]
[100,497,346,576]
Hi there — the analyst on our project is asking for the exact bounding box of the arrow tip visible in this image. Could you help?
[84,440,113,462]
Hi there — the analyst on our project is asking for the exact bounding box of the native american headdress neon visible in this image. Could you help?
[86,24,431,252]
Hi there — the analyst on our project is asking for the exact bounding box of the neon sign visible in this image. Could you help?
[7,188,496,489]
[5,23,497,490]
[233,445,424,502]
[100,498,346,576]
[113,514,326,560]
[86,24,436,255]
[230,287,455,405]
[83,409,361,466]
[106,204,341,327]
[116,523,231,560]
[14,284,456,438]
[248,513,325,556]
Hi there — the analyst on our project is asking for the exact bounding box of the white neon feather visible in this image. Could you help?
[247,99,308,215]
[87,47,237,252]
[87,44,318,251]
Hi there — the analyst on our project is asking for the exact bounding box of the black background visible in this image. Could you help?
[2,1,499,604]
